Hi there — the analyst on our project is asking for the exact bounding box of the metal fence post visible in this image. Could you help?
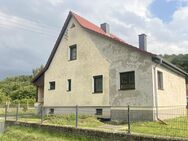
[76,105,78,128]
[127,105,131,134]
[4,104,8,121]
[16,104,19,122]
[41,106,43,124]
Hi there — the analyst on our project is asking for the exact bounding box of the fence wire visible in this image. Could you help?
[2,104,188,138]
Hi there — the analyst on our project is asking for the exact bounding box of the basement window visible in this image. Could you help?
[49,81,55,90]
[157,71,164,90]
[96,109,103,115]
[120,71,135,90]
[49,108,54,114]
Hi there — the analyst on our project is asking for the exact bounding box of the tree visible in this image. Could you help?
[32,65,44,78]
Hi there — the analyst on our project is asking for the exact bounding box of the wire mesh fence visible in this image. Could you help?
[2,104,188,138]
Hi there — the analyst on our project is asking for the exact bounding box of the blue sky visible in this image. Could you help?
[150,0,178,22]
[0,0,188,79]
[150,0,187,22]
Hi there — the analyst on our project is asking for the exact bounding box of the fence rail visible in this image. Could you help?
[1,104,188,138]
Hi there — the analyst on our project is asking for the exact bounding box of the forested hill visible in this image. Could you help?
[0,75,36,104]
[162,54,188,83]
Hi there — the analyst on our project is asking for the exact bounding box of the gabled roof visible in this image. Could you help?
[72,12,155,56]
[32,11,187,83]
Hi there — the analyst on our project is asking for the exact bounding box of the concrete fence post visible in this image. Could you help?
[40,106,44,124]
[4,104,8,121]
[127,105,131,134]
[76,105,78,128]
[16,104,19,122]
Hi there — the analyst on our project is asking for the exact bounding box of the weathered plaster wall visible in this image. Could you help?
[154,65,187,107]
[37,87,44,103]
[44,17,110,106]
[88,32,154,106]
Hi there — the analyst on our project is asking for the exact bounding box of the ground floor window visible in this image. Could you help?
[49,81,55,90]
[120,71,135,90]
[157,71,164,90]
[67,79,71,91]
[93,75,103,93]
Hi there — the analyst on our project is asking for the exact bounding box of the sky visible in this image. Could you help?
[0,0,188,79]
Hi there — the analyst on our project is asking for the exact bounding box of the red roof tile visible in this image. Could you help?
[32,11,155,83]
[72,12,126,44]
[71,12,155,56]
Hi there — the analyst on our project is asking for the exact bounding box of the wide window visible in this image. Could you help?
[93,75,103,93]
[69,44,77,60]
[49,81,55,90]
[157,71,164,90]
[120,71,135,90]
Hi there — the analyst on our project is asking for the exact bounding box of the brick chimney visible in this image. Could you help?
[138,34,147,51]
[100,23,110,34]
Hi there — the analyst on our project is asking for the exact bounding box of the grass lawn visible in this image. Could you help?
[131,116,188,138]
[17,114,105,129]
[43,114,104,128]
[0,126,105,141]
[6,112,188,138]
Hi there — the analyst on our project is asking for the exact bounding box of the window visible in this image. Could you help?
[69,44,77,60]
[67,79,71,91]
[49,109,54,114]
[120,71,135,90]
[93,75,103,93]
[96,109,103,115]
[49,81,55,90]
[157,71,163,90]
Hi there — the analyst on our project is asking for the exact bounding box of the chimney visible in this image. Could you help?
[100,23,110,34]
[138,34,147,51]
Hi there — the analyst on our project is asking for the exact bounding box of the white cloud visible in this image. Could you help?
[0,0,188,79]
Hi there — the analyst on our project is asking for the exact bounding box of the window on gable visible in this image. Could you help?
[157,71,164,90]
[69,44,77,60]
[49,81,55,90]
[93,75,103,93]
[120,71,135,90]
[67,79,71,91]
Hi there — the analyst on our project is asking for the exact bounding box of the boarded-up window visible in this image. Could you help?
[157,71,163,90]
[120,71,135,90]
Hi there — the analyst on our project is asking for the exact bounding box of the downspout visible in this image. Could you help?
[153,58,167,124]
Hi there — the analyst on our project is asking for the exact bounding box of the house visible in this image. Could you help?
[32,11,188,121]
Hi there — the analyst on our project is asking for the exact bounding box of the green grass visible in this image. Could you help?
[0,126,105,141]
[44,114,104,128]
[132,116,188,138]
[16,114,104,128]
